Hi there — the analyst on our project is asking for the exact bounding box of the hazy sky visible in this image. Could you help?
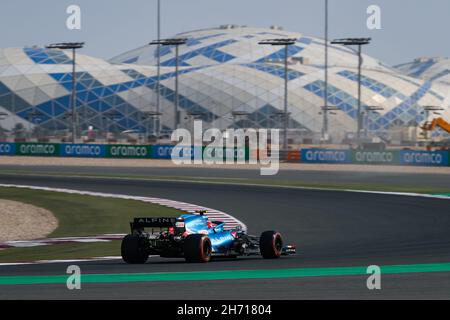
[1,0,448,65]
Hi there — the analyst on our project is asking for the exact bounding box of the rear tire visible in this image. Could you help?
[121,234,149,264]
[260,231,283,259]
[183,234,212,263]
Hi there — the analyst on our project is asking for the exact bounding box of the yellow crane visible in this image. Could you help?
[421,117,450,150]
[421,117,450,134]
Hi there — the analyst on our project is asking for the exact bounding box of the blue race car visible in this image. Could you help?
[121,210,296,263]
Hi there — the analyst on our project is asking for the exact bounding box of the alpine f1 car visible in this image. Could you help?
[121,210,296,263]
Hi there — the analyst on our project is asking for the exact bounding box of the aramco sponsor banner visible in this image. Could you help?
[352,150,400,164]
[300,148,351,163]
[60,144,106,158]
[203,147,248,162]
[400,150,449,167]
[0,142,15,155]
[152,145,248,161]
[106,144,152,158]
[3,142,449,167]
[151,145,195,159]
[15,143,60,156]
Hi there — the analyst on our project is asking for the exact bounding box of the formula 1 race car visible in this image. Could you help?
[121,211,296,263]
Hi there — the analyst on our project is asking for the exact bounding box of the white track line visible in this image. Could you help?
[341,189,450,200]
[0,256,148,266]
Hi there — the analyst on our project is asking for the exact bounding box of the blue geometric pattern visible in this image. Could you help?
[409,60,437,77]
[160,39,237,66]
[119,68,219,122]
[243,63,304,81]
[428,90,444,101]
[122,56,139,64]
[6,64,220,132]
[154,35,229,59]
[9,71,144,131]
[0,81,11,96]
[376,82,431,129]
[389,73,443,101]
[0,81,32,114]
[304,79,432,131]
[396,57,450,89]
[156,46,173,58]
[255,45,304,63]
[156,34,228,57]
[297,37,312,45]
[187,33,226,46]
[0,27,448,139]
[154,33,227,55]
[49,72,104,91]
[233,103,303,129]
[156,83,218,123]
[337,70,404,99]
[122,69,147,80]
[430,69,450,82]
[303,80,358,119]
[24,48,72,65]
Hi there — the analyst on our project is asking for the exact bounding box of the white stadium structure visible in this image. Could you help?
[395,57,450,85]
[1,25,449,142]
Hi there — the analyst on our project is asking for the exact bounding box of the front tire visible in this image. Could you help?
[183,234,212,263]
[121,234,149,264]
[260,231,283,259]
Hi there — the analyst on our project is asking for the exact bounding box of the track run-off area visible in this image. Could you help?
[0,171,449,299]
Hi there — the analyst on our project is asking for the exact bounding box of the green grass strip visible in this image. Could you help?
[0,187,179,263]
[0,187,178,238]
[1,262,450,285]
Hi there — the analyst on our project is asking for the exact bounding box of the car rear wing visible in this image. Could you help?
[130,217,185,233]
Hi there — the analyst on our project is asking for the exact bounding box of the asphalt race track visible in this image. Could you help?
[0,173,450,299]
[2,164,450,189]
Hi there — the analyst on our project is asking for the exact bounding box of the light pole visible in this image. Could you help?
[62,111,77,142]
[149,38,187,131]
[155,0,161,138]
[422,106,444,140]
[258,38,296,151]
[142,110,162,142]
[272,111,291,131]
[28,111,44,140]
[0,112,8,141]
[320,105,338,142]
[102,111,122,142]
[363,106,384,137]
[331,38,371,140]
[231,111,251,129]
[186,111,206,134]
[323,0,330,141]
[46,42,84,143]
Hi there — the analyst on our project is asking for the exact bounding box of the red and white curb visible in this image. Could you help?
[0,234,125,249]
[0,256,124,266]
[0,184,247,249]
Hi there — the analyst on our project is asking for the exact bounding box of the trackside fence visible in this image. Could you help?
[0,142,249,161]
[298,148,450,167]
[0,142,449,167]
